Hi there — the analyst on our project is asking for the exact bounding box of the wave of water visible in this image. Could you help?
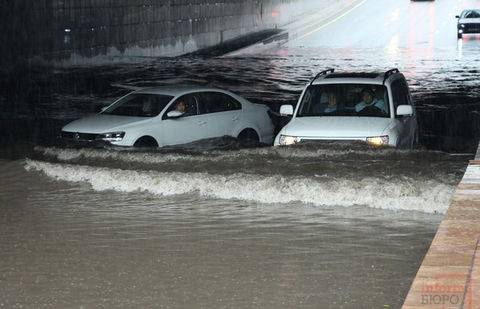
[35,144,458,163]
[25,159,454,214]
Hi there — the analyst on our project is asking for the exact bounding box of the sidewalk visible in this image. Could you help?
[402,145,480,308]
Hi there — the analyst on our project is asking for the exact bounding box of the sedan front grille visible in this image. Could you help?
[61,131,99,141]
[464,23,480,32]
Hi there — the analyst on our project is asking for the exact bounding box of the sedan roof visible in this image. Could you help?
[136,85,229,97]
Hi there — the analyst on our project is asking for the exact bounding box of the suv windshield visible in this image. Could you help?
[297,84,390,118]
[103,93,173,117]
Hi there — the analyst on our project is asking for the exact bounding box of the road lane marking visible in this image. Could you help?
[292,0,368,42]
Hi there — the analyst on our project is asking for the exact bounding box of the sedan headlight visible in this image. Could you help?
[366,136,389,147]
[96,132,125,142]
[278,135,301,146]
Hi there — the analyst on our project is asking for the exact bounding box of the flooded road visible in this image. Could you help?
[0,143,469,308]
[0,152,448,308]
[1,0,480,308]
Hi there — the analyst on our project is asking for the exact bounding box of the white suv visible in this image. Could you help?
[274,68,418,148]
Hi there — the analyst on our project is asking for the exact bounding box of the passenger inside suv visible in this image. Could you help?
[313,92,338,114]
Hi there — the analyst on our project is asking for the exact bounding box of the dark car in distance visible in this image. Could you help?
[456,9,480,38]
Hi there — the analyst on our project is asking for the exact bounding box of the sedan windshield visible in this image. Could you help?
[103,93,173,117]
[297,84,390,118]
[463,10,480,18]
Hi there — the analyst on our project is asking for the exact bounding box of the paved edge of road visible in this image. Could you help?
[402,144,480,308]
[224,0,367,56]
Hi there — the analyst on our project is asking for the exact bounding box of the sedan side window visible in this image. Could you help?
[104,93,173,117]
[198,92,242,114]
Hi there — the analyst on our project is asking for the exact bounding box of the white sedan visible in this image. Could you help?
[61,86,274,147]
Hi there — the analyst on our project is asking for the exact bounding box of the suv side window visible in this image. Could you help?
[403,79,413,106]
[198,92,242,114]
[391,79,410,117]
[164,94,199,119]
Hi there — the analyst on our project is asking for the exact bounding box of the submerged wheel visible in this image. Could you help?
[237,129,259,143]
[133,136,158,148]
[408,129,419,150]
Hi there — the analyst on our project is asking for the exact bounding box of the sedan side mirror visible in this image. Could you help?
[280,105,294,116]
[396,105,413,116]
[455,15,460,18]
[166,111,185,119]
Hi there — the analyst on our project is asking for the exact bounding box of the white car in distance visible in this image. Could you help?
[61,86,274,147]
[274,68,418,148]
[456,9,480,39]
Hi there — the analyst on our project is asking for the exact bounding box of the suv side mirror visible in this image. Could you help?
[280,105,294,116]
[166,111,185,119]
[396,105,413,116]
[455,15,460,18]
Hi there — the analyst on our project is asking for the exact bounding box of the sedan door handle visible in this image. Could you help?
[197,120,207,125]
[232,116,239,122]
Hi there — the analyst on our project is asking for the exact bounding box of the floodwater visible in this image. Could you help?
[0,145,467,308]
[2,0,480,308]
[0,141,469,308]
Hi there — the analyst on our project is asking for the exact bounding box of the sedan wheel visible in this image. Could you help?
[237,129,259,143]
[134,136,158,148]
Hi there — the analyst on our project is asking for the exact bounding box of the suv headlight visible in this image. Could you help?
[96,132,125,142]
[366,136,389,147]
[460,24,465,28]
[278,135,301,146]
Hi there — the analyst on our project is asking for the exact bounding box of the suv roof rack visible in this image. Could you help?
[309,68,334,85]
[325,72,380,79]
[383,68,399,84]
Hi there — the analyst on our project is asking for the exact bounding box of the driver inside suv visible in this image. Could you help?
[355,88,387,113]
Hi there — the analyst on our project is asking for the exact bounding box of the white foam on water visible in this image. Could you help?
[25,159,454,214]
[37,145,417,165]
[38,146,198,163]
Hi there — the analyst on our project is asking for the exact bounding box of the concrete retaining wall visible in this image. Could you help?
[0,0,355,66]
